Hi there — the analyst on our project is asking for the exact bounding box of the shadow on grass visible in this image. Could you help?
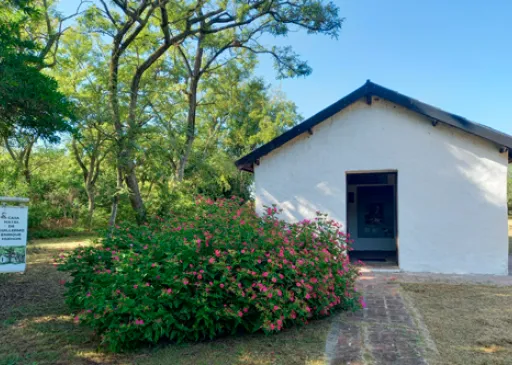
[1,284,333,365]
[0,236,335,365]
[133,317,333,365]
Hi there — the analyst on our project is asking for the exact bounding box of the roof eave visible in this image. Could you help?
[235,81,372,173]
[235,81,512,172]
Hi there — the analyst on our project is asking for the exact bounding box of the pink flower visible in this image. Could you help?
[268,293,273,299]
[145,282,150,287]
[305,293,311,299]
[86,292,91,297]
[220,283,225,288]
[270,323,275,330]
[271,277,277,283]
[151,263,156,267]
[197,274,203,280]
[214,250,221,257]
[359,298,367,309]
[238,311,243,317]
[133,285,138,289]
[277,289,282,297]
[74,316,79,323]
[183,278,189,285]
[273,305,279,311]
[296,282,302,287]
[167,288,172,294]
[209,257,215,264]
[243,307,249,313]
[262,272,269,277]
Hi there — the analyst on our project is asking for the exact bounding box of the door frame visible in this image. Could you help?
[345,170,399,267]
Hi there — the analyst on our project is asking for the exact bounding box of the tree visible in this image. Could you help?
[0,0,83,186]
[0,0,328,231]
[0,0,74,141]
[83,0,342,224]
[52,27,115,228]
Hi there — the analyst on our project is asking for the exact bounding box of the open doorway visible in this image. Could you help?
[346,171,398,268]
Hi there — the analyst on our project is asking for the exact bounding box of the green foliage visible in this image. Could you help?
[0,0,74,142]
[0,147,84,228]
[57,197,361,351]
[0,0,340,231]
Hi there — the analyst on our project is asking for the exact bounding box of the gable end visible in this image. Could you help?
[236,81,512,172]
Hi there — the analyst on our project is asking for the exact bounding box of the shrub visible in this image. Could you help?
[57,197,362,351]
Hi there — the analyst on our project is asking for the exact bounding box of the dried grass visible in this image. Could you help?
[402,283,512,365]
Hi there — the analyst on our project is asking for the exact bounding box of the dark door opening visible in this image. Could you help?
[346,171,398,267]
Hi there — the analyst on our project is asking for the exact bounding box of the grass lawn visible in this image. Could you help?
[0,236,333,365]
[402,283,512,365]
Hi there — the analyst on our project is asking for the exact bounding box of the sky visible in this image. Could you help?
[57,0,512,134]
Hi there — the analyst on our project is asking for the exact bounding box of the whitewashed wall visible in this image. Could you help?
[254,98,509,275]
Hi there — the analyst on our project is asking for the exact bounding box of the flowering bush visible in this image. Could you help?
[57,197,361,351]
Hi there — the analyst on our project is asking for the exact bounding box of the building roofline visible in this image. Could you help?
[235,80,512,172]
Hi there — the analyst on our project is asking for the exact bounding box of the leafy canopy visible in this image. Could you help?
[0,0,74,142]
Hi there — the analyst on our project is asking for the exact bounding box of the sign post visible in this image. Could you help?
[0,197,29,273]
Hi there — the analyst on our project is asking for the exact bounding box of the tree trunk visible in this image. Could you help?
[177,34,203,181]
[22,140,34,184]
[86,184,95,229]
[177,78,199,181]
[108,166,123,228]
[124,163,146,225]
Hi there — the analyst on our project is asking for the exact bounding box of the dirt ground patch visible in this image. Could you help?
[0,236,335,365]
[401,283,512,365]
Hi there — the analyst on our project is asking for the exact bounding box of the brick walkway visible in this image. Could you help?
[325,275,433,365]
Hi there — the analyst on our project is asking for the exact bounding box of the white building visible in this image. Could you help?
[236,81,511,275]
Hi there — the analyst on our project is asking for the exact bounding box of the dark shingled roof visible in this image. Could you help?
[235,80,512,172]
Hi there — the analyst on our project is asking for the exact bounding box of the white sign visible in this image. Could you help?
[0,205,28,273]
